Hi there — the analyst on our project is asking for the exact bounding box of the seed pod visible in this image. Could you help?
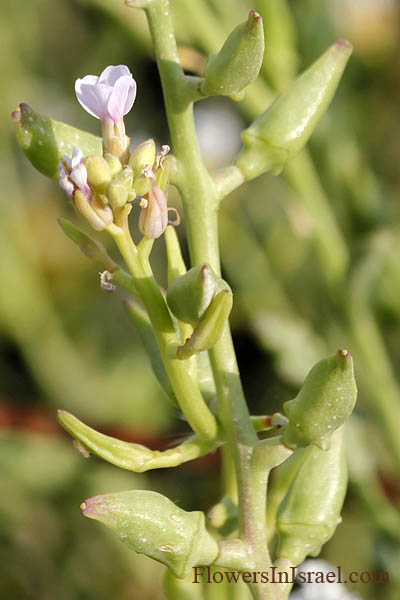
[57,410,217,472]
[12,103,102,178]
[129,139,156,179]
[167,264,229,327]
[81,490,219,578]
[58,218,118,272]
[277,427,347,565]
[283,349,357,450]
[235,40,353,178]
[177,290,233,360]
[203,11,265,98]
[266,447,308,545]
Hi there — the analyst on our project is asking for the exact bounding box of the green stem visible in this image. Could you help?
[144,2,277,598]
[106,221,218,441]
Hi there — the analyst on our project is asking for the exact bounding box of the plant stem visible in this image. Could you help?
[144,1,277,597]
[106,220,218,442]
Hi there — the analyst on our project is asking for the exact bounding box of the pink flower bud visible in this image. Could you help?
[138,184,169,239]
[58,146,91,199]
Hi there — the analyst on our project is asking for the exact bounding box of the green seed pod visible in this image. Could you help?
[235,40,353,178]
[177,290,233,360]
[57,410,217,472]
[12,103,102,178]
[83,155,112,194]
[129,139,156,179]
[107,167,135,208]
[283,349,357,450]
[58,218,118,272]
[82,490,219,578]
[124,299,178,406]
[203,11,265,98]
[277,427,347,565]
[167,264,229,327]
[266,447,308,545]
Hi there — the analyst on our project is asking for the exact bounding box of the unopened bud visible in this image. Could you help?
[202,11,265,98]
[166,264,229,327]
[129,138,156,179]
[81,489,218,578]
[104,153,122,177]
[138,184,168,239]
[83,155,111,194]
[106,167,134,207]
[73,190,113,231]
[236,39,353,178]
[177,289,233,359]
[12,103,102,178]
[283,349,357,450]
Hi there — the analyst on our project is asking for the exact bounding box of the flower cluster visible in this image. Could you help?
[58,65,176,239]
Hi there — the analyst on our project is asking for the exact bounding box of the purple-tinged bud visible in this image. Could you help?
[138,184,169,239]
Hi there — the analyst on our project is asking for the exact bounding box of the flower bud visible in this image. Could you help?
[107,167,135,208]
[81,490,219,578]
[283,349,357,450]
[73,190,113,231]
[58,217,118,272]
[177,289,233,360]
[202,11,265,98]
[104,153,123,177]
[133,174,153,197]
[235,40,353,178]
[83,155,112,194]
[12,103,102,178]
[277,427,347,565]
[129,138,156,179]
[166,264,228,327]
[138,184,168,239]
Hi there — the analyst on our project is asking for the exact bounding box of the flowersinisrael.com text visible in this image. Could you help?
[192,566,390,586]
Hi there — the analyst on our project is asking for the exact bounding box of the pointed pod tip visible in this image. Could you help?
[333,38,353,58]
[337,348,351,359]
[249,10,262,21]
[80,495,109,521]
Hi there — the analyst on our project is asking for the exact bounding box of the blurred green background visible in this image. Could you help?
[3,0,400,598]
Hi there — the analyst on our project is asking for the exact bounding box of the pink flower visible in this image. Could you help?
[75,65,136,123]
[58,146,91,198]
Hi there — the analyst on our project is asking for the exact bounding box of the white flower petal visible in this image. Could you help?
[71,146,84,168]
[71,162,88,189]
[107,75,137,122]
[99,65,132,86]
[75,81,112,119]
[59,175,74,197]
